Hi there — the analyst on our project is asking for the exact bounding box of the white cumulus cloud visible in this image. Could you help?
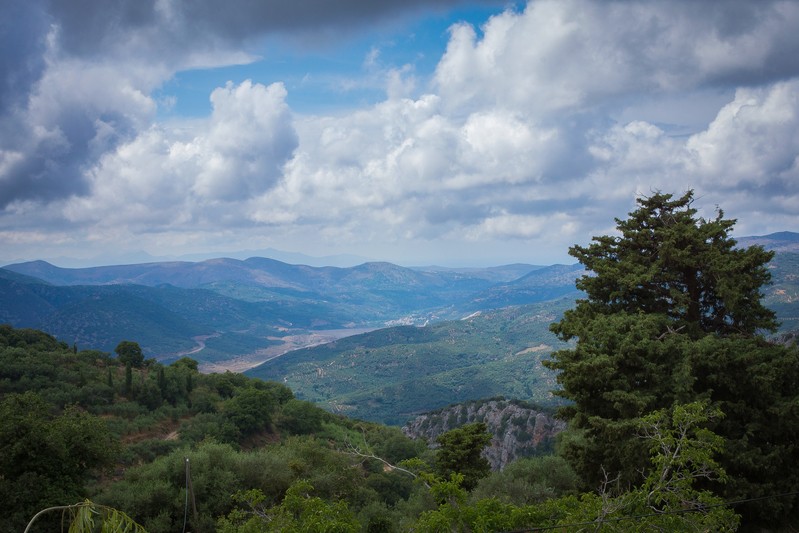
[2,0,799,265]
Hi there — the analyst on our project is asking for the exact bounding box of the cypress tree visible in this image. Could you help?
[124,362,133,396]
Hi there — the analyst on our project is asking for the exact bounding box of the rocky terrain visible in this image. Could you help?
[402,398,565,470]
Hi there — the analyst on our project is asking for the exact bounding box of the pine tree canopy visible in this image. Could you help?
[554,190,777,341]
[545,190,799,527]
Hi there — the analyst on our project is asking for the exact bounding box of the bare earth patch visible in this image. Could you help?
[514,344,551,355]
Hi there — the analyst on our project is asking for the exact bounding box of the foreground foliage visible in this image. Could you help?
[411,403,738,532]
[4,325,739,531]
[0,391,118,531]
[24,500,146,533]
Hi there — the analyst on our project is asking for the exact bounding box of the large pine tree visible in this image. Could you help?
[545,191,799,526]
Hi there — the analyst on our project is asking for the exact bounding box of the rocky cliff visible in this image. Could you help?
[401,398,565,470]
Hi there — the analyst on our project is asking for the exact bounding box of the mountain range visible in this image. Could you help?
[0,255,583,362]
[2,231,797,424]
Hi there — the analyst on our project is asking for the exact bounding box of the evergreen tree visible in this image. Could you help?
[560,190,776,339]
[124,362,133,396]
[545,191,799,526]
[157,366,166,396]
[114,341,144,368]
[435,422,492,491]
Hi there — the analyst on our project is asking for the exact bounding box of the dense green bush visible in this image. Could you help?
[471,455,579,505]
[0,391,117,532]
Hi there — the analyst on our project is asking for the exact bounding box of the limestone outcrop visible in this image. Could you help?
[402,398,565,470]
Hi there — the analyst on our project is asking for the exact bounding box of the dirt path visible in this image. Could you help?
[174,333,221,357]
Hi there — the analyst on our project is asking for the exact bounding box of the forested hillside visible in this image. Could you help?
[764,251,799,333]
[0,324,752,532]
[247,301,571,424]
[0,325,431,531]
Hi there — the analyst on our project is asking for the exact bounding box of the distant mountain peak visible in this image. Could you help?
[737,231,799,253]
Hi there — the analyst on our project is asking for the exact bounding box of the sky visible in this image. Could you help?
[1,0,798,268]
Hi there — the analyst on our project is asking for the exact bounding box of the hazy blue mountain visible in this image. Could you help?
[2,258,300,289]
[737,231,799,253]
[3,239,797,372]
[0,273,351,357]
[4,257,492,294]
[2,258,533,323]
[460,263,584,311]
[0,257,547,362]
[411,263,543,283]
[0,267,51,285]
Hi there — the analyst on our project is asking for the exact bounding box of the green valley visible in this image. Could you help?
[246,301,573,425]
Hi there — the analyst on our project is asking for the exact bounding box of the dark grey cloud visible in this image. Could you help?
[652,0,799,88]
[172,0,494,40]
[0,106,137,207]
[0,125,86,207]
[44,0,158,56]
[693,1,799,87]
[43,0,508,57]
[0,1,48,116]
[0,0,506,209]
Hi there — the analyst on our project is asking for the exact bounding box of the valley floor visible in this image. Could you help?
[199,327,377,373]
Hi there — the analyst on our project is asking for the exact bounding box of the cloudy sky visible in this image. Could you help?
[1,0,798,268]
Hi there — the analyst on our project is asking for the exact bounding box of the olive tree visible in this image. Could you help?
[114,340,144,367]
